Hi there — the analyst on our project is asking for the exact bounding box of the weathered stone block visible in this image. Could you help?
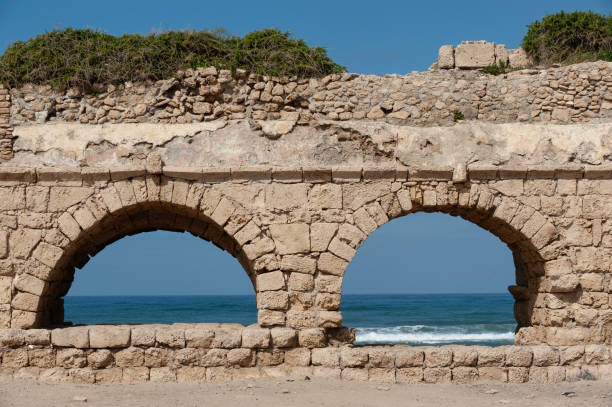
[455,42,495,68]
[89,326,131,348]
[269,223,310,254]
[256,271,285,291]
[241,327,270,349]
[437,45,454,69]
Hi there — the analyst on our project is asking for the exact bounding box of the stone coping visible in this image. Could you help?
[0,164,610,185]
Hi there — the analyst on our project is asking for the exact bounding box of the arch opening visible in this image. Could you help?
[36,200,257,328]
[340,202,546,347]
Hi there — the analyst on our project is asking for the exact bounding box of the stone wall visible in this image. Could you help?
[1,325,611,384]
[6,62,611,145]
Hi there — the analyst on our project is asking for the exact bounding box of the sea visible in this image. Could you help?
[64,293,515,347]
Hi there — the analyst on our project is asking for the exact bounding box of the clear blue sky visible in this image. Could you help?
[1,1,609,74]
[2,2,609,296]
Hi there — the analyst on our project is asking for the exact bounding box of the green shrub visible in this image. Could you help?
[0,28,345,90]
[452,110,465,122]
[522,10,612,65]
[482,60,508,75]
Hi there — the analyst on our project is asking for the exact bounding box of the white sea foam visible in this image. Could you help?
[355,326,514,345]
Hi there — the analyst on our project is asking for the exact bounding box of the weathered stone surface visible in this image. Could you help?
[89,326,130,348]
[269,224,310,254]
[455,41,495,68]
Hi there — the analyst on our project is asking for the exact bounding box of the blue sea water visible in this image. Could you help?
[64,293,515,347]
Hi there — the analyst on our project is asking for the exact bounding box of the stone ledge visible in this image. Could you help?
[0,164,609,185]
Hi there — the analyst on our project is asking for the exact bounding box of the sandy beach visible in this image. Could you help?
[1,378,611,407]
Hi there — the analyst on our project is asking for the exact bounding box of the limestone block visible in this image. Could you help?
[24,329,50,346]
[89,326,131,348]
[11,292,39,311]
[310,223,338,252]
[256,271,286,291]
[315,293,341,310]
[243,237,275,259]
[315,275,342,293]
[309,184,342,209]
[48,187,93,212]
[184,328,214,348]
[28,349,55,368]
[532,346,559,366]
[423,367,451,383]
[455,42,495,68]
[95,368,123,384]
[9,228,42,260]
[242,327,270,349]
[505,347,533,367]
[114,347,145,367]
[550,275,580,293]
[270,327,297,348]
[284,348,311,366]
[313,366,341,380]
[256,291,289,310]
[424,348,452,367]
[281,255,316,274]
[317,252,348,276]
[265,184,308,210]
[477,348,505,367]
[396,189,413,212]
[269,223,310,254]
[56,349,86,368]
[51,327,89,348]
[227,348,255,367]
[0,231,7,259]
[0,187,25,211]
[0,329,25,347]
[368,348,395,368]
[311,348,340,367]
[340,347,368,368]
[352,207,377,235]
[122,367,149,383]
[150,367,176,382]
[508,47,532,68]
[286,310,316,329]
[176,367,207,383]
[328,238,356,262]
[32,242,63,269]
[437,45,455,69]
[14,274,46,297]
[452,367,479,383]
[332,167,362,183]
[131,326,156,347]
[212,327,242,349]
[343,182,391,210]
[299,328,327,348]
[88,349,114,369]
[452,347,478,366]
[396,367,424,383]
[478,367,508,382]
[156,327,185,348]
[316,311,343,328]
[0,276,11,304]
[258,309,286,327]
[288,272,314,291]
[233,221,261,245]
[57,212,81,241]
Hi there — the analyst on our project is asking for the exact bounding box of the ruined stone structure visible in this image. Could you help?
[0,60,611,384]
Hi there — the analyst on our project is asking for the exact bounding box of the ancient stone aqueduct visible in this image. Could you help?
[0,42,610,384]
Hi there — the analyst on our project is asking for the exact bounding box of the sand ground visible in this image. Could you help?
[1,378,611,407]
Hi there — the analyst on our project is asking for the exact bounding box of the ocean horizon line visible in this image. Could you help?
[65,292,511,297]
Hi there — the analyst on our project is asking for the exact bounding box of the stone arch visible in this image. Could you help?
[321,181,560,341]
[13,175,278,328]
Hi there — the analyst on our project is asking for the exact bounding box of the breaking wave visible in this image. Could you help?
[355,324,514,345]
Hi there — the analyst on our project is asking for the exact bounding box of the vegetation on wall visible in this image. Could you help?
[521,10,612,65]
[0,28,345,90]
